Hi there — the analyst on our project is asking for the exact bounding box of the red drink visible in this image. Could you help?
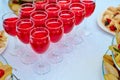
[81,0,95,17]
[3,17,18,36]
[46,18,63,43]
[49,0,56,3]
[16,19,34,44]
[45,3,60,18]
[59,10,75,33]
[30,27,50,54]
[19,3,35,19]
[70,3,85,25]
[72,0,80,3]
[57,0,71,10]
[31,11,48,27]
[34,0,48,11]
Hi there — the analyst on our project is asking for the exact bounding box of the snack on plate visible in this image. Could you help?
[103,54,119,80]
[0,30,8,49]
[109,32,120,68]
[0,61,12,80]
[102,5,120,32]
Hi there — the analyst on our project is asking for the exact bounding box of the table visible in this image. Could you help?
[0,0,120,80]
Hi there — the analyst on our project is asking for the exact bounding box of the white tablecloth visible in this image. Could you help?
[0,0,120,80]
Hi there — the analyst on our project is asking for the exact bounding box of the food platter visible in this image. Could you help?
[97,11,115,35]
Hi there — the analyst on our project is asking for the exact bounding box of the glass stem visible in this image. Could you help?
[13,37,18,49]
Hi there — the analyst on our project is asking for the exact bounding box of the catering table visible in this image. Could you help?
[0,0,120,80]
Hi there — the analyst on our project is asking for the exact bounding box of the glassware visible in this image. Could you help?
[19,3,36,19]
[16,19,37,64]
[59,10,75,34]
[30,11,48,27]
[69,3,85,45]
[30,27,50,75]
[80,0,96,36]
[2,12,20,56]
[33,0,48,11]
[57,10,75,54]
[45,3,61,18]
[45,18,64,64]
[57,0,71,10]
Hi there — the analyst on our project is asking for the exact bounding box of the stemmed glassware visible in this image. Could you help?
[2,12,20,56]
[57,0,71,10]
[69,3,86,44]
[80,0,96,36]
[16,19,37,64]
[45,3,61,18]
[45,18,64,64]
[30,27,50,75]
[33,0,48,11]
[30,11,48,27]
[57,10,75,54]
[19,3,36,19]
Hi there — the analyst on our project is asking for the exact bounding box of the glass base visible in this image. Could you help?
[47,52,63,64]
[32,61,50,75]
[21,52,37,64]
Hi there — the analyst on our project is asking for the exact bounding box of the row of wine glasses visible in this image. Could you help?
[2,0,96,75]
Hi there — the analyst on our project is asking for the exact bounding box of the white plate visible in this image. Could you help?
[0,33,8,54]
[97,11,115,35]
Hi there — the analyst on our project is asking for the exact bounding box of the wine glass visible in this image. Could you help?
[33,0,48,11]
[30,27,50,75]
[16,19,37,64]
[45,3,61,18]
[80,0,96,36]
[19,3,36,19]
[30,11,48,27]
[2,12,20,56]
[57,0,71,10]
[45,18,64,64]
[69,3,86,45]
[57,10,75,54]
[59,10,75,34]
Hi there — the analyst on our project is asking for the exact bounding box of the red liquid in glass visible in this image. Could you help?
[34,0,47,10]
[46,5,60,18]
[3,17,18,36]
[60,12,75,33]
[72,0,80,3]
[71,6,85,25]
[19,7,35,19]
[58,0,71,10]
[30,31,50,54]
[47,22,63,43]
[17,22,33,44]
[82,1,95,17]
[31,12,47,27]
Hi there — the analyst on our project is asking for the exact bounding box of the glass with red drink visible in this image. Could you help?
[31,11,48,27]
[81,0,95,17]
[16,19,37,64]
[33,0,48,11]
[30,27,50,75]
[57,0,71,10]
[70,3,85,25]
[45,18,64,64]
[2,12,20,56]
[59,10,75,33]
[80,0,96,36]
[19,3,36,19]
[45,3,61,18]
